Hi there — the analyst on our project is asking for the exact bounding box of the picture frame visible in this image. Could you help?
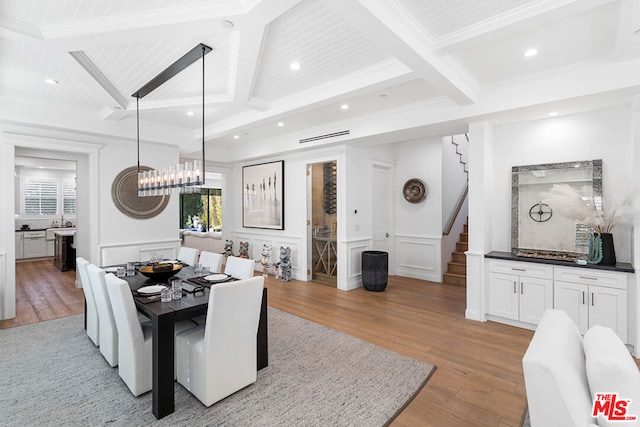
[242,160,284,230]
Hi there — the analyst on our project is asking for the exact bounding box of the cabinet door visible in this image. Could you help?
[589,286,628,343]
[23,236,45,258]
[519,277,553,325]
[15,234,24,259]
[488,272,519,321]
[554,281,589,334]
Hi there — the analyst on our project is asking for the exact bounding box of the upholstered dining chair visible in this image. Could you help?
[198,251,223,273]
[87,264,118,367]
[176,276,264,407]
[76,257,99,347]
[178,246,200,266]
[223,256,255,279]
[104,273,153,396]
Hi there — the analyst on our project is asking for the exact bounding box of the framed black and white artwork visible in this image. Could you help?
[242,160,284,230]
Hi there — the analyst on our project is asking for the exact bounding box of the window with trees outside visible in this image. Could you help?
[179,188,222,231]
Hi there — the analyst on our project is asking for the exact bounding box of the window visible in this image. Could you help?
[24,179,58,215]
[179,188,222,231]
[63,179,77,214]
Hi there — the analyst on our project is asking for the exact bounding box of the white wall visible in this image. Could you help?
[98,139,181,264]
[490,105,633,262]
[393,137,443,282]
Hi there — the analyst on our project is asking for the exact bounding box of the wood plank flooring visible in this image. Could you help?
[0,259,83,329]
[3,261,534,426]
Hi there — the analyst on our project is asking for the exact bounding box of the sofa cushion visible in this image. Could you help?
[522,309,594,427]
[584,325,640,427]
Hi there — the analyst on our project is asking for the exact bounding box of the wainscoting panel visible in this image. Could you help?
[100,239,181,266]
[229,232,304,280]
[0,252,5,319]
[345,239,370,290]
[395,235,441,282]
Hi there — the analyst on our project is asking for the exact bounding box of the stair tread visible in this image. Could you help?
[447,261,466,266]
[443,272,466,278]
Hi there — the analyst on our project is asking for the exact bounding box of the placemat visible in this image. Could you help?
[187,276,237,288]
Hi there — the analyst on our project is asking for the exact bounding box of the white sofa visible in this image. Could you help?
[522,309,640,427]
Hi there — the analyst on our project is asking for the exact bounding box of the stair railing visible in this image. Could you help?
[443,183,468,236]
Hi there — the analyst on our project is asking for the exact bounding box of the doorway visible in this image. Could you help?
[309,161,337,287]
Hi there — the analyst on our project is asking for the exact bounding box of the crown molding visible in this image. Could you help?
[39,2,248,40]
[0,16,43,41]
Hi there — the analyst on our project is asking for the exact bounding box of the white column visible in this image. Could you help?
[630,97,640,356]
[0,139,16,319]
[465,122,494,321]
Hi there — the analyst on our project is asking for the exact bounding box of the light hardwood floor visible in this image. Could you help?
[3,260,534,426]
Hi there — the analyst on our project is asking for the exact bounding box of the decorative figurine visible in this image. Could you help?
[223,240,234,257]
[260,244,272,277]
[238,241,249,258]
[279,246,292,282]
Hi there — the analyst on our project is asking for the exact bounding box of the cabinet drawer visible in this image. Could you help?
[554,266,627,290]
[488,260,553,280]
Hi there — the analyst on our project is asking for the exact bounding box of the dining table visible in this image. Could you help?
[110,263,268,419]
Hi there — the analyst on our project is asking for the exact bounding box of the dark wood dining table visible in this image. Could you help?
[117,265,268,419]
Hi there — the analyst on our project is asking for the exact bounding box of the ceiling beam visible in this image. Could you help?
[228,0,303,107]
[321,0,478,105]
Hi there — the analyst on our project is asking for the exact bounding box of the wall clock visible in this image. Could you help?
[528,202,552,222]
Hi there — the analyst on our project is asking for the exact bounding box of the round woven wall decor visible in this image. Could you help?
[111,166,170,219]
[402,178,427,203]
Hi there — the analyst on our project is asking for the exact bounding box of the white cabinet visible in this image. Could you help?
[15,233,24,259]
[22,231,47,258]
[553,266,627,342]
[488,260,553,325]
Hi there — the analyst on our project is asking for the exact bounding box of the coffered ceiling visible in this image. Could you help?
[1,0,639,158]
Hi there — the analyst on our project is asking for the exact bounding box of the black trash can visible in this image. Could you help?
[362,251,388,292]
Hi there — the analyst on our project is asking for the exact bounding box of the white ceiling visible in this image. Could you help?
[1,0,640,159]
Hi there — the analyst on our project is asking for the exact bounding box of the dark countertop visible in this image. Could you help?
[486,251,634,274]
[15,228,47,232]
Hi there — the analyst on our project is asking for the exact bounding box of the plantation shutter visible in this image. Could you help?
[63,179,76,214]
[24,179,58,215]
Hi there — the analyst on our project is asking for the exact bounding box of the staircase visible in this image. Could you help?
[443,221,468,287]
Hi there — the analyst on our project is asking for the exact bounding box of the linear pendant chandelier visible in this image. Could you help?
[133,43,212,197]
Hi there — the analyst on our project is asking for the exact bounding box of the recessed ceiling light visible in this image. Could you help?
[221,20,234,29]
[233,135,239,139]
[277,122,284,127]
[524,48,538,57]
[289,62,300,71]
[45,78,59,85]
[379,94,388,98]
[548,112,558,117]
[341,104,349,110]
[186,111,195,116]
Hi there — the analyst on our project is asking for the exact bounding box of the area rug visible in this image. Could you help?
[0,307,434,426]
[520,407,530,427]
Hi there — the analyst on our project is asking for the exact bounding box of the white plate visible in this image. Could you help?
[137,285,167,295]
[204,273,229,282]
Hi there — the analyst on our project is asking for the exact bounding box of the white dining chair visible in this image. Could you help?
[199,251,223,273]
[105,273,153,396]
[176,276,264,407]
[87,264,118,367]
[178,246,200,266]
[224,256,255,279]
[77,257,99,347]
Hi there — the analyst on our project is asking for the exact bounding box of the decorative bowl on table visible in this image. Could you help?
[139,263,182,280]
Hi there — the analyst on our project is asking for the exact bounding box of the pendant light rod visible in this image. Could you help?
[136,97,140,173]
[132,43,212,99]
[202,44,205,183]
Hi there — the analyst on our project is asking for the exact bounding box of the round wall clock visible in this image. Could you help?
[111,166,170,219]
[402,178,427,203]
[528,202,553,222]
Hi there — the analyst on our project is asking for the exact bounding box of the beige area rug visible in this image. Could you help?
[1,307,435,426]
